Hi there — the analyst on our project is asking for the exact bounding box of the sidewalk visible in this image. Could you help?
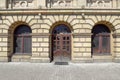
[0,62,120,80]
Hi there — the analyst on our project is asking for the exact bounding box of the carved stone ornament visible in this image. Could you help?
[13,0,34,9]
[52,0,72,7]
[90,0,112,8]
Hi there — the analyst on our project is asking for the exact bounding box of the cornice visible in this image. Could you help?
[0,8,120,15]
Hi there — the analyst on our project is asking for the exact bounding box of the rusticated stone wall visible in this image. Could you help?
[0,13,120,62]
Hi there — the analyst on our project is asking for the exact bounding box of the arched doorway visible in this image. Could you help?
[52,24,71,62]
[14,25,32,54]
[92,24,111,55]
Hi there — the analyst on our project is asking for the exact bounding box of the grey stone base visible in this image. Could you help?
[0,56,9,62]
[72,58,93,63]
[93,59,113,63]
[31,57,50,63]
[114,58,120,63]
[11,55,31,62]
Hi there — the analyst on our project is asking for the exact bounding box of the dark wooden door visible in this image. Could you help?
[52,34,71,62]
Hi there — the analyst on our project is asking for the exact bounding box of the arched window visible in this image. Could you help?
[92,24,111,55]
[14,25,32,54]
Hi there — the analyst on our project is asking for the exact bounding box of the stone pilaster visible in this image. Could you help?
[72,33,92,63]
[31,34,50,63]
[114,34,120,62]
[0,34,9,62]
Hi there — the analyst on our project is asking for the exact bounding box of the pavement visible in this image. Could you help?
[0,62,120,80]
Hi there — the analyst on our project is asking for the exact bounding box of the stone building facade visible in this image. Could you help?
[0,0,120,63]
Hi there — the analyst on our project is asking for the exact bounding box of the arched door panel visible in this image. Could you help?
[52,24,71,62]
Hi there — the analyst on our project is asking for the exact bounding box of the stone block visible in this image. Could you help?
[0,52,7,56]
[73,53,83,57]
[86,48,91,52]
[80,38,85,42]
[32,48,37,52]
[83,53,91,57]
[2,38,7,42]
[43,19,52,26]
[0,38,2,41]
[18,16,22,21]
[54,15,59,22]
[74,29,79,33]
[0,57,8,62]
[22,15,27,21]
[37,29,43,33]
[38,38,43,42]
[32,53,40,56]
[85,19,94,26]
[64,15,69,21]
[96,15,102,22]
[0,43,7,47]
[40,53,49,57]
[43,29,49,33]
[43,48,49,52]
[74,38,79,42]
[83,43,91,47]
[2,48,7,51]
[115,48,120,52]
[38,48,43,52]
[71,19,79,26]
[31,24,40,29]
[67,15,76,23]
[13,16,18,22]
[32,43,40,47]
[80,48,86,52]
[47,15,55,23]
[32,29,37,33]
[6,16,14,23]
[3,30,8,33]
[74,43,82,47]
[73,24,82,29]
[0,29,2,33]
[29,19,37,26]
[41,43,49,47]
[43,38,49,42]
[110,16,118,23]
[26,16,34,23]
[59,15,64,21]
[86,38,91,42]
[106,15,111,21]
[31,57,50,63]
[74,48,80,52]
[32,38,37,42]
[41,24,50,29]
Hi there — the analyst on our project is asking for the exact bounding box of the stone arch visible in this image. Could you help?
[93,21,115,32]
[50,21,73,34]
[8,21,31,58]
[9,21,30,34]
